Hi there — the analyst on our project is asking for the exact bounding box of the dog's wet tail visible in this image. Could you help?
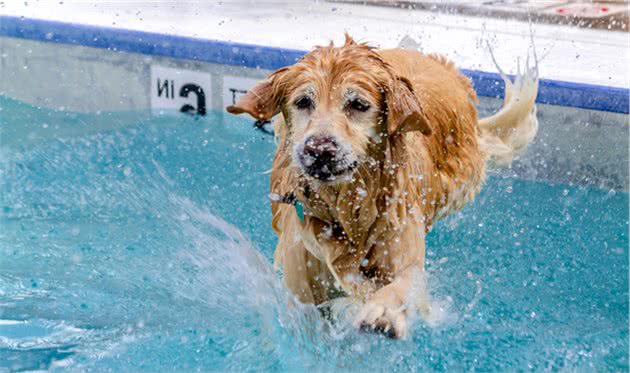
[478,51,539,167]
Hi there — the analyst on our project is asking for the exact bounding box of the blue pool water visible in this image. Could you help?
[0,96,628,372]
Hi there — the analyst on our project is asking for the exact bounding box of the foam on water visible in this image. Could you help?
[0,96,627,371]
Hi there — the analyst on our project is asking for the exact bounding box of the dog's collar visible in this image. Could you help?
[269,192,305,223]
[294,199,305,223]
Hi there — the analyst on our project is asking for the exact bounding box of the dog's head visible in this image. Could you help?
[227,34,431,183]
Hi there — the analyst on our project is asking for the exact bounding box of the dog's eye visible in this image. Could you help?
[294,96,313,110]
[349,99,370,112]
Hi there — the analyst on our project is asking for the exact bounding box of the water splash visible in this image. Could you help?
[0,98,627,371]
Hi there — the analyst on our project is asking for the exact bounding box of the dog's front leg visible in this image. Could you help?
[353,223,426,339]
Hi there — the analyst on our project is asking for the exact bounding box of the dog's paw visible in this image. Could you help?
[353,302,408,339]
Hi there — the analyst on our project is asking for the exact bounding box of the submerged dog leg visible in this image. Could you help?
[353,223,427,339]
[353,264,428,339]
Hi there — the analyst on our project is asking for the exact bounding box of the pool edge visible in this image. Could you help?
[1,15,628,114]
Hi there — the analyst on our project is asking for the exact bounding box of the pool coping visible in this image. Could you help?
[0,15,628,114]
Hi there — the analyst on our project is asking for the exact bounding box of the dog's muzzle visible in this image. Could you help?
[296,135,356,181]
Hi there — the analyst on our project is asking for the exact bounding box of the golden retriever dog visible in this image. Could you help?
[227,34,538,339]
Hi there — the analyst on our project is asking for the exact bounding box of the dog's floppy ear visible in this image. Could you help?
[226,67,289,120]
[385,76,431,136]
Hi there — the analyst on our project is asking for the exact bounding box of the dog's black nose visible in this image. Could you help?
[303,135,338,163]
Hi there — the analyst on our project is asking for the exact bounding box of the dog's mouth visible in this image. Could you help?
[301,159,358,182]
[295,146,357,182]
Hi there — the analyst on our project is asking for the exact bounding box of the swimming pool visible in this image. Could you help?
[0,94,627,371]
[1,6,629,372]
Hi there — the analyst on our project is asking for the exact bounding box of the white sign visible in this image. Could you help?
[223,76,260,107]
[150,65,212,115]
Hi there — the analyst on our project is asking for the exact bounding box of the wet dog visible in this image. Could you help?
[227,34,538,339]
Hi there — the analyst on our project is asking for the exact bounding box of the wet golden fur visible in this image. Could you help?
[226,35,536,339]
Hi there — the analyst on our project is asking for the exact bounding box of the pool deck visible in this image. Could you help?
[1,1,628,90]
